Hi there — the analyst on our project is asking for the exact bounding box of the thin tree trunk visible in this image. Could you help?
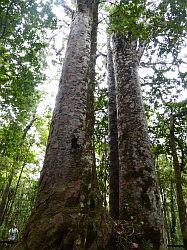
[107,34,119,220]
[0,175,13,226]
[20,1,110,249]
[170,180,176,244]
[4,158,28,228]
[170,113,187,249]
[0,117,35,226]
[112,34,162,249]
[161,190,170,245]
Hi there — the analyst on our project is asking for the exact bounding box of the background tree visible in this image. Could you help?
[170,107,187,248]
[107,34,119,220]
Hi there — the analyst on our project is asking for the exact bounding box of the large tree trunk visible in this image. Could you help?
[112,34,162,249]
[107,35,119,220]
[170,113,187,249]
[17,1,110,249]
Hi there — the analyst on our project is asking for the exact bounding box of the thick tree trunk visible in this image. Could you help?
[170,114,187,249]
[17,1,110,250]
[112,34,162,249]
[107,35,119,220]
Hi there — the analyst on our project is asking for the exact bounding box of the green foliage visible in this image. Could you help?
[0,0,56,239]
[0,0,56,122]
[109,0,187,49]
[109,0,150,41]
[144,82,187,244]
[94,83,109,207]
[0,111,52,239]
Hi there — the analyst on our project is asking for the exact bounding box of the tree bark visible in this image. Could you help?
[112,34,162,249]
[170,180,177,244]
[86,1,98,185]
[170,113,187,249]
[19,1,110,249]
[107,34,119,220]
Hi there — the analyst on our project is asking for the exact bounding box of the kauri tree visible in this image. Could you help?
[16,1,110,249]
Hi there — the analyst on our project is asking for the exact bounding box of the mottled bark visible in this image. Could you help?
[107,35,119,220]
[112,34,162,249]
[86,2,98,183]
[170,113,187,249]
[19,1,110,250]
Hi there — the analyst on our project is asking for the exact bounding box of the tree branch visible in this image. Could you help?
[61,1,74,17]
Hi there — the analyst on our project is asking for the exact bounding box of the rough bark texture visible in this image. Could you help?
[170,114,187,249]
[86,2,98,184]
[107,35,119,220]
[112,34,162,249]
[15,1,110,249]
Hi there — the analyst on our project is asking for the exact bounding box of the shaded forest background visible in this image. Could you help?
[0,0,187,248]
